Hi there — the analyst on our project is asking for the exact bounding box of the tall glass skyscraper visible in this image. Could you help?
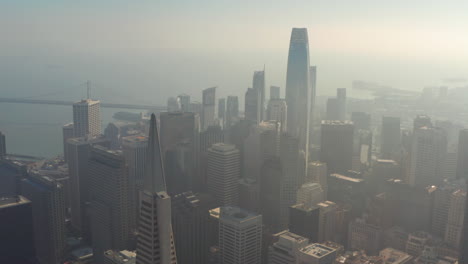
[285,28,311,155]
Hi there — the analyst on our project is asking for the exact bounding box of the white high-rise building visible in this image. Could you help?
[73,99,101,137]
[136,114,177,264]
[408,126,447,187]
[296,182,325,208]
[219,206,262,264]
[268,231,309,264]
[207,143,240,206]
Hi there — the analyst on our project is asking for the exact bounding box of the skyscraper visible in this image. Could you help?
[21,174,66,264]
[267,99,287,131]
[202,87,216,131]
[172,192,215,264]
[66,136,109,234]
[260,157,283,232]
[289,204,320,242]
[245,87,260,124]
[408,126,447,187]
[381,117,401,159]
[297,243,338,264]
[72,99,101,137]
[0,131,6,157]
[320,120,354,174]
[218,98,226,122]
[136,114,177,264]
[457,129,468,180]
[178,94,191,112]
[336,88,346,121]
[207,143,240,206]
[444,189,466,249]
[0,196,36,263]
[62,123,74,161]
[121,134,148,233]
[218,206,262,264]
[296,182,325,208]
[326,98,340,120]
[159,112,200,194]
[225,96,239,129]
[88,145,130,263]
[270,86,280,100]
[285,28,311,156]
[253,70,266,121]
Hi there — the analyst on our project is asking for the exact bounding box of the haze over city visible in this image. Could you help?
[2,1,468,264]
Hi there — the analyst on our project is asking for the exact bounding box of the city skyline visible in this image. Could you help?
[1,3,468,262]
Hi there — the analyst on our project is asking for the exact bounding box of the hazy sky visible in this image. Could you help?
[1,1,468,104]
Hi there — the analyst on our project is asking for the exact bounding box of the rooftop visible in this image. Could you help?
[0,195,30,209]
[300,243,336,258]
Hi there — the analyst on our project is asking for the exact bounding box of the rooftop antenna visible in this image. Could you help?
[86,80,91,99]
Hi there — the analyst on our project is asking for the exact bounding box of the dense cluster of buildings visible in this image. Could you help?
[1,27,468,264]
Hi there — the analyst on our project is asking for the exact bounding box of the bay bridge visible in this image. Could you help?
[0,97,165,111]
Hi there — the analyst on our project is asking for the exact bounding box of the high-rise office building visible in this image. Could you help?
[320,120,354,174]
[178,94,191,112]
[260,157,283,232]
[381,117,401,159]
[218,98,226,122]
[88,145,130,263]
[431,185,454,237]
[21,174,66,264]
[445,189,466,249]
[309,66,317,120]
[202,87,216,131]
[336,88,346,121]
[72,99,101,137]
[172,192,215,264]
[317,201,338,242]
[167,97,181,112]
[0,131,6,157]
[280,134,304,228]
[253,70,266,121]
[62,123,74,161]
[408,126,447,187]
[268,231,309,264]
[457,129,468,180]
[66,136,109,234]
[267,99,287,132]
[460,187,468,264]
[219,206,262,264]
[413,115,432,131]
[159,112,200,194]
[245,87,260,124]
[297,243,338,264]
[0,196,36,263]
[285,28,311,157]
[121,134,148,233]
[226,96,239,129]
[136,114,177,264]
[326,98,340,121]
[270,86,280,100]
[207,143,240,206]
[296,182,325,208]
[289,204,320,242]
[351,112,371,131]
[348,218,383,255]
[307,162,328,195]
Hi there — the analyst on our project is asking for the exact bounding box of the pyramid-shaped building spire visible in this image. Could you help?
[143,113,167,193]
